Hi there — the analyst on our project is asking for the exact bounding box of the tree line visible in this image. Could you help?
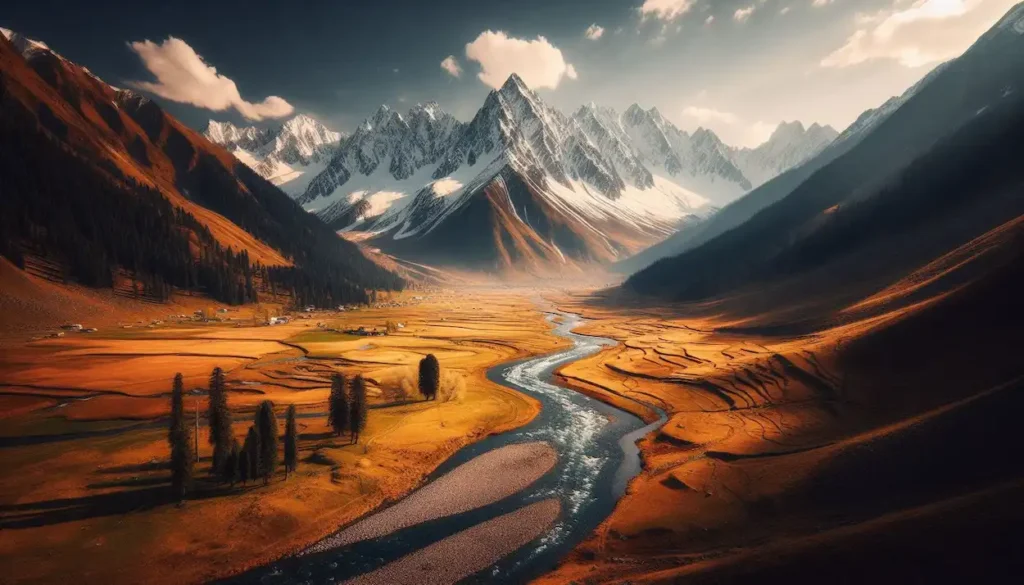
[167,368,300,500]
[167,353,446,500]
[0,79,403,308]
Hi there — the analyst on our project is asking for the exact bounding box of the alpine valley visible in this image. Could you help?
[206,75,837,273]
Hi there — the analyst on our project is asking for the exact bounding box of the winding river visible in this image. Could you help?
[225,310,666,584]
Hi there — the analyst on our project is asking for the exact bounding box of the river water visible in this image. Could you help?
[224,311,666,584]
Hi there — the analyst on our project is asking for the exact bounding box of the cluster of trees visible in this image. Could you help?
[328,373,368,444]
[166,355,462,501]
[0,82,403,308]
[166,368,300,500]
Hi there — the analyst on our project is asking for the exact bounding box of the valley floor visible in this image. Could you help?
[533,273,1023,583]
[0,287,566,585]
[2,248,1021,584]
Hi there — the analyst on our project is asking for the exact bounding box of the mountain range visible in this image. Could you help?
[207,79,836,273]
[0,27,402,307]
[626,1,1024,307]
[204,114,344,198]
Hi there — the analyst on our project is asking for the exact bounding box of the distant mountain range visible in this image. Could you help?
[625,2,1024,304]
[207,78,835,273]
[205,114,344,198]
[613,61,948,275]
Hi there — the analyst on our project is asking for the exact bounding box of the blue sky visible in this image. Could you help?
[4,0,1017,146]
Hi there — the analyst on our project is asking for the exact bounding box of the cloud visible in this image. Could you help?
[680,106,774,148]
[781,6,793,14]
[705,15,715,25]
[440,55,462,77]
[465,31,577,90]
[639,0,696,22]
[734,5,757,21]
[821,0,1018,68]
[812,0,833,6]
[127,37,292,121]
[585,24,605,40]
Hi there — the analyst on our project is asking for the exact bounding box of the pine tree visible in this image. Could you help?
[206,367,233,477]
[328,373,348,437]
[349,375,368,444]
[169,374,194,501]
[225,439,241,487]
[242,426,259,486]
[419,354,440,401]
[284,404,298,478]
[256,401,278,485]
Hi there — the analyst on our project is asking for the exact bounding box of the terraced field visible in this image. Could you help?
[0,289,566,585]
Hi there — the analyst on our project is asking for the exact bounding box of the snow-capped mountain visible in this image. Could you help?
[613,104,752,203]
[289,74,723,272]
[731,121,839,187]
[296,102,464,227]
[204,114,343,196]
[233,74,833,273]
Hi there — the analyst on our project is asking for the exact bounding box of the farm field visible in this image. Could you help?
[0,288,566,585]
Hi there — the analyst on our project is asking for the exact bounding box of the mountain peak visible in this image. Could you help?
[501,72,528,92]
[371,104,393,126]
[285,113,318,126]
[1,27,54,59]
[768,120,806,142]
[624,103,645,116]
[410,101,445,120]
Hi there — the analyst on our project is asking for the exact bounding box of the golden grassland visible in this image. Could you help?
[0,289,567,585]
[534,279,1023,584]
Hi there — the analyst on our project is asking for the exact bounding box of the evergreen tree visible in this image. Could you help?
[418,354,440,401]
[242,425,259,486]
[206,367,233,477]
[256,401,279,485]
[328,373,348,437]
[169,374,194,501]
[225,439,241,487]
[349,375,368,444]
[284,404,298,479]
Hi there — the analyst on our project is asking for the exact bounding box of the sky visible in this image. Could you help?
[3,0,1018,147]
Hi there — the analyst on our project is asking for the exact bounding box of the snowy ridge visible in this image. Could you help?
[212,73,838,267]
[1,27,112,87]
[300,74,741,245]
[731,121,839,187]
[204,114,344,196]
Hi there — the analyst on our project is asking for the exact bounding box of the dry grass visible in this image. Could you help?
[0,288,567,585]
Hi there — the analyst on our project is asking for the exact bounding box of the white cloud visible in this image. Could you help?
[585,24,605,40]
[127,37,292,121]
[781,6,793,14]
[639,0,696,21]
[705,15,716,25]
[812,0,833,7]
[440,55,462,77]
[465,31,577,90]
[822,0,1018,68]
[680,106,774,148]
[734,5,757,21]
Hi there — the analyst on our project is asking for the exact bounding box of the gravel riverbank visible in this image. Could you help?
[307,441,557,552]
[344,499,562,585]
